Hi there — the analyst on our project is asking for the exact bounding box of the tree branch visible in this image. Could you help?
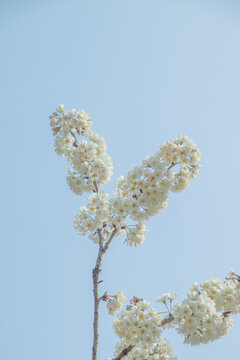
[92,228,117,360]
[92,238,104,360]
[160,313,174,326]
[103,228,118,253]
[93,180,99,193]
[113,345,134,360]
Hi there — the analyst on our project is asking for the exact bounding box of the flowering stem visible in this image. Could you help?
[92,228,117,360]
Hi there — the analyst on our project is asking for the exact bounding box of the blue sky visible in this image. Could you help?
[1,0,240,359]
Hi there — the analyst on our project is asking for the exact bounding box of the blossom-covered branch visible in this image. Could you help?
[107,271,240,359]
[49,105,238,360]
[50,106,201,249]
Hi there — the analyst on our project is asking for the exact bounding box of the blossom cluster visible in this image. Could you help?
[172,271,240,345]
[113,336,177,360]
[73,189,148,245]
[104,280,240,360]
[50,106,201,246]
[73,191,118,243]
[113,298,162,346]
[109,271,240,358]
[67,124,201,246]
[113,135,201,224]
[112,298,177,360]
[201,271,240,314]
[49,105,113,195]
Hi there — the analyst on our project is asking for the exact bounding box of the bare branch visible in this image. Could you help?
[160,313,174,326]
[70,130,78,147]
[167,162,176,172]
[97,229,104,249]
[103,228,118,253]
[92,249,102,360]
[92,228,117,360]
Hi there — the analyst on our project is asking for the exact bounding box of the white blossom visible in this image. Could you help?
[107,291,126,315]
[157,292,177,304]
[125,221,147,246]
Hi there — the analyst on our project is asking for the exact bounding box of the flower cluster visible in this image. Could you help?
[113,135,201,224]
[201,271,240,314]
[113,298,162,346]
[74,191,111,243]
[107,291,126,315]
[173,282,234,345]
[112,297,177,360]
[125,221,147,246]
[49,105,113,195]
[73,191,148,246]
[73,136,201,246]
[148,336,177,360]
[73,191,128,243]
[50,107,201,247]
[114,336,177,360]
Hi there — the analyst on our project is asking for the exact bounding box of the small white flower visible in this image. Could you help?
[157,292,177,304]
[107,291,126,315]
[56,104,64,113]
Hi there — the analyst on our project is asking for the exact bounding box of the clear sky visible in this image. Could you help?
[1,0,240,359]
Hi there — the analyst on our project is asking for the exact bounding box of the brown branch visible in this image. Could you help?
[160,313,174,326]
[92,228,117,360]
[93,180,99,193]
[223,311,232,318]
[103,228,118,253]
[113,345,134,360]
[97,229,104,248]
[167,162,176,172]
[70,130,78,147]
[92,232,104,360]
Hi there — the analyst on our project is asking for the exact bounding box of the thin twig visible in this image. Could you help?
[70,130,78,147]
[103,228,118,253]
[223,311,232,317]
[167,162,176,172]
[160,313,174,326]
[113,345,134,360]
[93,180,99,193]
